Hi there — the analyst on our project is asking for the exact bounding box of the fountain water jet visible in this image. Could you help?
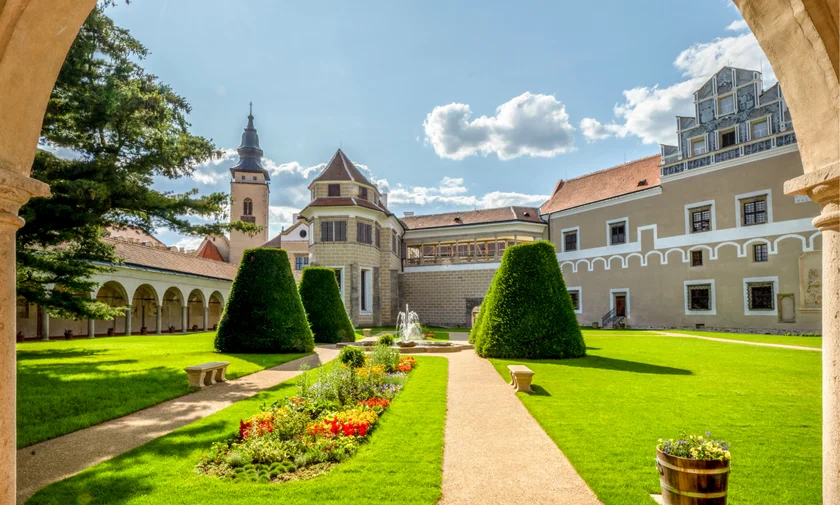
[395,304,423,341]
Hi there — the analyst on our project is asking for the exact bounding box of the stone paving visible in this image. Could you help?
[15,345,338,504]
[433,350,602,505]
[655,331,821,351]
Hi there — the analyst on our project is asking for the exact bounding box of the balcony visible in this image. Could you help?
[240,215,256,223]
[404,237,534,267]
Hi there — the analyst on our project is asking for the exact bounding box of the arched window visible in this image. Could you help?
[243,198,253,216]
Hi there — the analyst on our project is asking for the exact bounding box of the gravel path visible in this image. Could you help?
[16,345,338,504]
[435,350,602,505]
[654,331,821,351]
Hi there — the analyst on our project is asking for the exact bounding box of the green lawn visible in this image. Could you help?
[672,330,822,349]
[27,356,448,505]
[16,332,310,448]
[491,331,821,505]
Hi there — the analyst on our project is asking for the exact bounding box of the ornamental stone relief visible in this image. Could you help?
[798,251,822,311]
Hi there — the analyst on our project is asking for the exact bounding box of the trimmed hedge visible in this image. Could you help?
[470,240,585,359]
[215,248,314,353]
[298,266,356,343]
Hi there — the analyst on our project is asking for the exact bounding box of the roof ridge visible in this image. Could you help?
[106,238,237,267]
[400,205,539,220]
[338,149,354,181]
[558,154,659,184]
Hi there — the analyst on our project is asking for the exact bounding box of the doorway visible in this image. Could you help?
[614,294,626,317]
[610,289,629,318]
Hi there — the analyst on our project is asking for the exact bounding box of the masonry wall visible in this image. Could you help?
[400,268,497,328]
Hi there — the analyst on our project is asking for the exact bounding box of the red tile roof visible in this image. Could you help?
[196,239,225,262]
[400,206,543,230]
[540,155,661,214]
[311,149,374,186]
[108,239,237,281]
[303,197,394,216]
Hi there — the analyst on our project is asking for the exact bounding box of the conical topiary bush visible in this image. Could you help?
[215,248,314,353]
[299,266,355,343]
[471,240,585,359]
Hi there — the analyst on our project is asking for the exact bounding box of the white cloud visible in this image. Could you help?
[581,27,775,145]
[725,19,748,31]
[423,92,576,160]
[172,236,204,251]
[266,160,326,179]
[269,205,302,230]
[386,177,547,209]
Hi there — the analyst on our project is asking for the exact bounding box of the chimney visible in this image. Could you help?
[403,211,414,217]
[292,213,299,222]
[381,194,388,208]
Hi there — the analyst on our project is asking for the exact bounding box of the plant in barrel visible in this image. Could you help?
[656,431,731,505]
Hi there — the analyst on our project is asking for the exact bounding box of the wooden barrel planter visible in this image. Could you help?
[656,449,730,504]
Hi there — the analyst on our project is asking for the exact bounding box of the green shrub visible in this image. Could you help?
[215,248,314,353]
[371,343,400,372]
[377,333,395,346]
[471,241,585,359]
[338,346,365,369]
[298,266,355,343]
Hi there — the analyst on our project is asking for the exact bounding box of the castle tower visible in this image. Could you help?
[228,105,270,265]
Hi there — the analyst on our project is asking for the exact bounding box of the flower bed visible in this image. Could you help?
[196,352,417,483]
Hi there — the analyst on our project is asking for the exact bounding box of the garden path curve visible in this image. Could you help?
[15,345,339,504]
[434,350,603,505]
[654,331,821,351]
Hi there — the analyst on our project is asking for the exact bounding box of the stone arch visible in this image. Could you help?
[714,241,743,259]
[208,291,225,330]
[810,231,822,250]
[607,255,625,270]
[94,280,130,335]
[590,257,607,272]
[688,245,714,261]
[644,250,664,266]
[187,289,206,331]
[772,234,807,254]
[625,253,644,268]
[130,284,158,335]
[663,248,686,264]
[161,286,185,332]
[574,259,591,273]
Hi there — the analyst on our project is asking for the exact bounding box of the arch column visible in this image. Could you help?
[124,307,132,336]
[39,305,50,341]
[182,305,188,333]
[155,306,162,335]
[203,306,209,331]
[87,318,95,339]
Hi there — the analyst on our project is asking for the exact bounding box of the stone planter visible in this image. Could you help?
[656,449,729,504]
[396,340,417,348]
[16,331,24,343]
[107,328,115,336]
[63,330,73,340]
[140,327,147,335]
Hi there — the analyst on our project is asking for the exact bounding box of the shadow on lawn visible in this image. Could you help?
[16,348,107,361]
[27,421,230,505]
[543,355,692,376]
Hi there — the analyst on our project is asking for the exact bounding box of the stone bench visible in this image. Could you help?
[362,328,372,339]
[184,361,229,388]
[507,365,535,393]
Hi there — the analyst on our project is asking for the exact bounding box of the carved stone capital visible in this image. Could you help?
[784,161,840,232]
[0,165,50,230]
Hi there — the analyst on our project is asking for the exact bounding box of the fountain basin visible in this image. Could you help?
[335,341,474,353]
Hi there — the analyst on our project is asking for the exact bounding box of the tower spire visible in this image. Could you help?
[229,106,270,180]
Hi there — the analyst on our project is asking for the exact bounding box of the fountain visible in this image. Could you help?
[396,304,423,342]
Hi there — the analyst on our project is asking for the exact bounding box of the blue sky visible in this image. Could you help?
[103,1,771,248]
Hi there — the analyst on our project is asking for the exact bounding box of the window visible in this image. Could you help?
[242,198,253,216]
[359,187,368,200]
[391,232,397,253]
[241,175,245,180]
[717,94,734,115]
[691,137,706,156]
[720,129,736,148]
[754,244,768,262]
[691,250,703,267]
[333,269,342,291]
[751,119,769,139]
[300,229,307,238]
[687,284,712,311]
[320,221,347,242]
[690,206,712,233]
[748,282,775,310]
[564,231,578,251]
[356,222,372,245]
[360,268,372,313]
[375,227,380,248]
[295,255,309,270]
[741,196,768,226]
[328,184,340,197]
[568,291,580,311]
[610,222,626,245]
[252,176,257,181]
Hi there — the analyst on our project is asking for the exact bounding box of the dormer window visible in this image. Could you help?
[637,179,648,187]
[328,184,340,197]
[359,187,368,200]
[241,175,245,180]
[717,94,734,115]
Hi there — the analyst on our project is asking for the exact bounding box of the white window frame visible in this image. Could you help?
[328,266,346,308]
[605,217,629,246]
[567,286,582,315]
[684,200,716,235]
[718,126,737,149]
[561,226,580,253]
[689,135,707,157]
[749,116,771,140]
[743,276,779,316]
[684,279,716,315]
[609,288,630,317]
[359,267,373,314]
[716,93,735,116]
[735,189,773,228]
